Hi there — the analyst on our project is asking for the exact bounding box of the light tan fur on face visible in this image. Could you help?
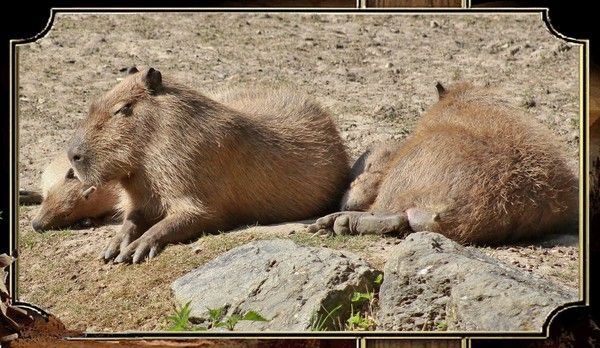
[71,68,350,262]
[32,154,121,231]
[342,82,578,244]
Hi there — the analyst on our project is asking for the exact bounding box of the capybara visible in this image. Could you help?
[68,67,350,263]
[310,82,578,245]
[30,154,121,232]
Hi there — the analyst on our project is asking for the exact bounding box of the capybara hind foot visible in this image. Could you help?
[406,208,441,232]
[308,211,411,236]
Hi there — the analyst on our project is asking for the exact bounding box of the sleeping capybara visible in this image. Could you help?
[68,67,350,263]
[30,154,121,231]
[310,82,578,244]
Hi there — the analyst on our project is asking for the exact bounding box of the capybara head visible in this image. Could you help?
[31,168,98,232]
[67,67,163,186]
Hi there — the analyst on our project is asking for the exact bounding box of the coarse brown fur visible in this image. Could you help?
[68,67,350,263]
[339,82,578,244]
[31,154,121,231]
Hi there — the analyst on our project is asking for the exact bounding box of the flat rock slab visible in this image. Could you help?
[172,239,379,331]
[378,232,577,332]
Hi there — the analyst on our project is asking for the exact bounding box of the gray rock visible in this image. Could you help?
[378,232,577,332]
[172,239,379,331]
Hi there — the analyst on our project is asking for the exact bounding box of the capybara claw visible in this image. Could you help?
[103,245,120,262]
[114,253,131,264]
[114,236,162,264]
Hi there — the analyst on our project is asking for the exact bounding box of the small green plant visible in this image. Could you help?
[346,310,373,331]
[345,274,383,331]
[309,304,342,331]
[308,274,384,331]
[351,290,374,303]
[211,309,268,331]
[167,303,267,331]
[207,306,225,323]
[346,292,376,331]
[167,301,193,331]
[436,321,448,331]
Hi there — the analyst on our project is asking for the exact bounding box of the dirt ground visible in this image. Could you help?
[16,12,581,332]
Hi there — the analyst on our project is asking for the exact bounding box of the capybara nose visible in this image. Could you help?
[67,146,84,164]
[31,219,44,232]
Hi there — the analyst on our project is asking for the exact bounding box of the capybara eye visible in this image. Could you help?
[115,103,133,116]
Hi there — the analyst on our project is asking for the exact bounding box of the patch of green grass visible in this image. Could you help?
[20,228,76,249]
[212,309,268,331]
[346,310,373,331]
[19,231,41,249]
[310,273,383,332]
[167,303,268,331]
[309,304,342,331]
[46,281,70,298]
[39,229,76,241]
[436,321,448,331]
[345,286,378,331]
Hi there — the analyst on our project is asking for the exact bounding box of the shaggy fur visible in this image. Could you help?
[68,67,350,263]
[338,82,578,244]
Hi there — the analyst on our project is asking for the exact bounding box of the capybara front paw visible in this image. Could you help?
[114,236,163,264]
[102,228,144,262]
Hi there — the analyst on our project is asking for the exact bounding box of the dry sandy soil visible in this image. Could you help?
[16,12,581,332]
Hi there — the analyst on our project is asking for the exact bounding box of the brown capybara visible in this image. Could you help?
[30,154,121,232]
[68,67,350,263]
[310,82,578,245]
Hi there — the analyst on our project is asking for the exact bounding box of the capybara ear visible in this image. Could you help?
[143,68,162,94]
[127,66,139,75]
[435,82,447,100]
[65,167,75,179]
[82,186,96,200]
